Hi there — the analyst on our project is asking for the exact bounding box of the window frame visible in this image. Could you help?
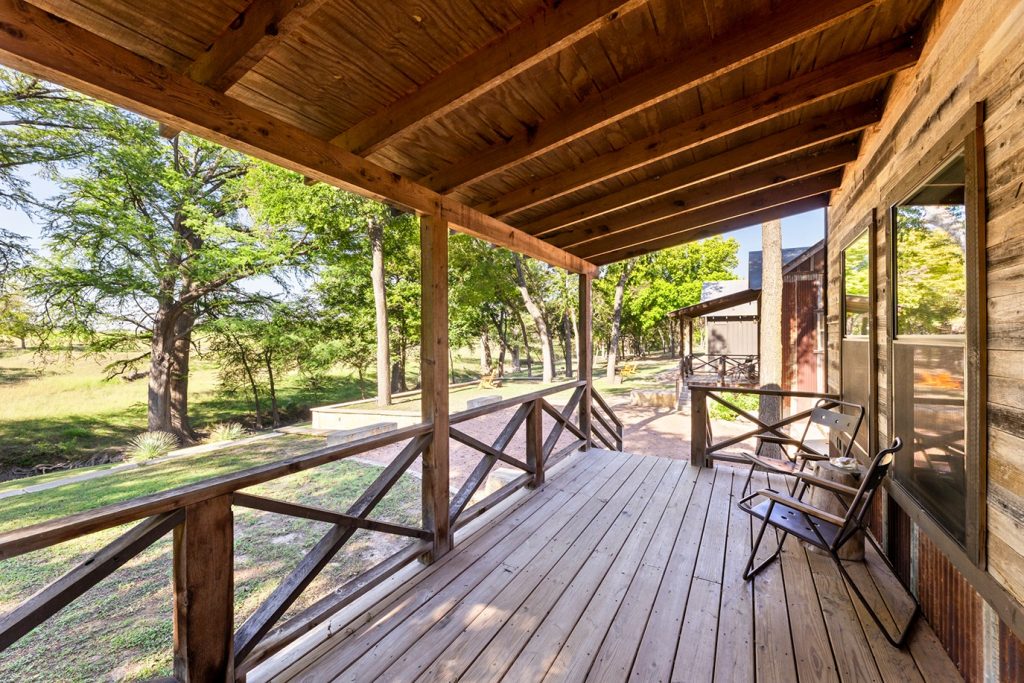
[882,103,987,567]
[841,229,872,340]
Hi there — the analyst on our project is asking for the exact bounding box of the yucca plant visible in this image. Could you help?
[126,431,178,462]
[207,422,247,443]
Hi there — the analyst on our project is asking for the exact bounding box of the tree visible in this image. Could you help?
[759,219,783,458]
[604,259,634,380]
[0,285,36,348]
[514,254,556,383]
[33,124,340,441]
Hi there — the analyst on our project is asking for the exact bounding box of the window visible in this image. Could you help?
[843,232,871,337]
[890,150,975,549]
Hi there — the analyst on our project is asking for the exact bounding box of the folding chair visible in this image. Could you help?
[739,437,920,647]
[739,398,865,498]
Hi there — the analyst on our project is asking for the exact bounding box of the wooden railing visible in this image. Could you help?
[0,380,620,681]
[683,354,759,385]
[689,385,839,467]
[590,388,624,451]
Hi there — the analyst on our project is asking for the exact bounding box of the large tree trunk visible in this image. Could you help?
[147,306,175,436]
[169,307,196,442]
[264,350,280,428]
[479,330,492,374]
[606,263,632,380]
[369,217,391,407]
[759,219,784,458]
[517,312,532,377]
[514,255,554,382]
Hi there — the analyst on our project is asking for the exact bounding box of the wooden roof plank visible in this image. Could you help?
[518,103,880,234]
[591,195,831,265]
[481,35,917,219]
[545,143,858,247]
[574,171,843,259]
[333,0,647,156]
[420,0,878,193]
[0,0,597,275]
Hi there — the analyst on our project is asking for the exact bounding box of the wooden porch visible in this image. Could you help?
[254,450,961,683]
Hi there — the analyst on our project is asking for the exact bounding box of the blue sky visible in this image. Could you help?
[2,172,825,281]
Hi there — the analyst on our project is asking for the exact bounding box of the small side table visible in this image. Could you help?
[806,460,864,561]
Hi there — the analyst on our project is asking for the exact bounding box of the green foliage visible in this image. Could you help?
[709,392,761,421]
[126,431,178,462]
[894,205,966,335]
[207,422,247,443]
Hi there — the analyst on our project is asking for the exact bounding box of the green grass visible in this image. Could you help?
[0,457,421,682]
[0,346,496,473]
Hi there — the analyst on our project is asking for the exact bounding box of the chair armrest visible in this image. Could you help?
[788,471,859,497]
[757,435,801,447]
[759,489,846,527]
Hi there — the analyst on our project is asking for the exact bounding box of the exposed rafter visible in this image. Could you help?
[518,104,880,236]
[419,0,877,194]
[0,0,597,275]
[546,144,858,249]
[573,171,844,260]
[332,0,646,157]
[590,195,831,265]
[481,36,916,220]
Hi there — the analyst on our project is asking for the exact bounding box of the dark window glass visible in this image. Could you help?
[891,154,968,545]
[843,232,870,336]
[894,156,967,336]
[891,342,966,543]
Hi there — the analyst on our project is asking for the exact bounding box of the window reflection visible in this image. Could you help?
[894,156,967,336]
[892,343,966,543]
[843,232,870,336]
[891,153,968,546]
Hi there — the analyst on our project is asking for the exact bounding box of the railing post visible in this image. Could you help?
[690,387,709,467]
[173,494,234,682]
[526,398,545,488]
[578,272,593,449]
[420,213,451,561]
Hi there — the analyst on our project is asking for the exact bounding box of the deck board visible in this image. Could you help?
[270,450,962,683]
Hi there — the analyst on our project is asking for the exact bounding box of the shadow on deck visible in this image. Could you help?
[254,450,961,682]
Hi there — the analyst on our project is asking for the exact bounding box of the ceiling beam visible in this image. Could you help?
[0,0,597,276]
[546,144,858,249]
[573,171,843,260]
[518,104,880,235]
[482,36,916,219]
[419,0,878,194]
[591,195,831,265]
[333,0,646,157]
[188,0,331,92]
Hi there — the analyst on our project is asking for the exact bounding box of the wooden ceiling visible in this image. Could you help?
[0,0,934,271]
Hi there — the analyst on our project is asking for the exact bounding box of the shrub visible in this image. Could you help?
[126,431,178,462]
[708,391,761,421]
[207,422,247,443]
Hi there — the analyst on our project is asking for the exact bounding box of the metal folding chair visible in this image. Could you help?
[739,398,865,498]
[739,438,920,648]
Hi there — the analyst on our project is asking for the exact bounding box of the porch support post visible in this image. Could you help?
[690,386,709,467]
[578,273,593,449]
[420,213,451,560]
[173,494,234,682]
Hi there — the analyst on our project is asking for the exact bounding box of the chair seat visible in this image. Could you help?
[747,499,842,549]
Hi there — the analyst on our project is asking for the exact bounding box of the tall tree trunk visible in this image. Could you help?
[759,219,784,458]
[369,217,391,407]
[169,307,196,442]
[606,262,632,380]
[517,312,532,377]
[264,350,280,428]
[480,331,492,374]
[147,306,175,436]
[514,255,554,382]
[561,312,574,377]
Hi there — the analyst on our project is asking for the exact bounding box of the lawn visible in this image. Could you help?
[0,345,488,473]
[0,455,422,682]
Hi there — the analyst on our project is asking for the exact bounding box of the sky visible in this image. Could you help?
[2,171,825,282]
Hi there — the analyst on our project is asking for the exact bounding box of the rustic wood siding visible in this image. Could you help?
[827,0,1024,674]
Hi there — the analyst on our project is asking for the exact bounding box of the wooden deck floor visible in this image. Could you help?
[260,450,962,683]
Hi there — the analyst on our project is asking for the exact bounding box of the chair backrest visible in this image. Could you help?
[833,437,903,549]
[796,399,865,459]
